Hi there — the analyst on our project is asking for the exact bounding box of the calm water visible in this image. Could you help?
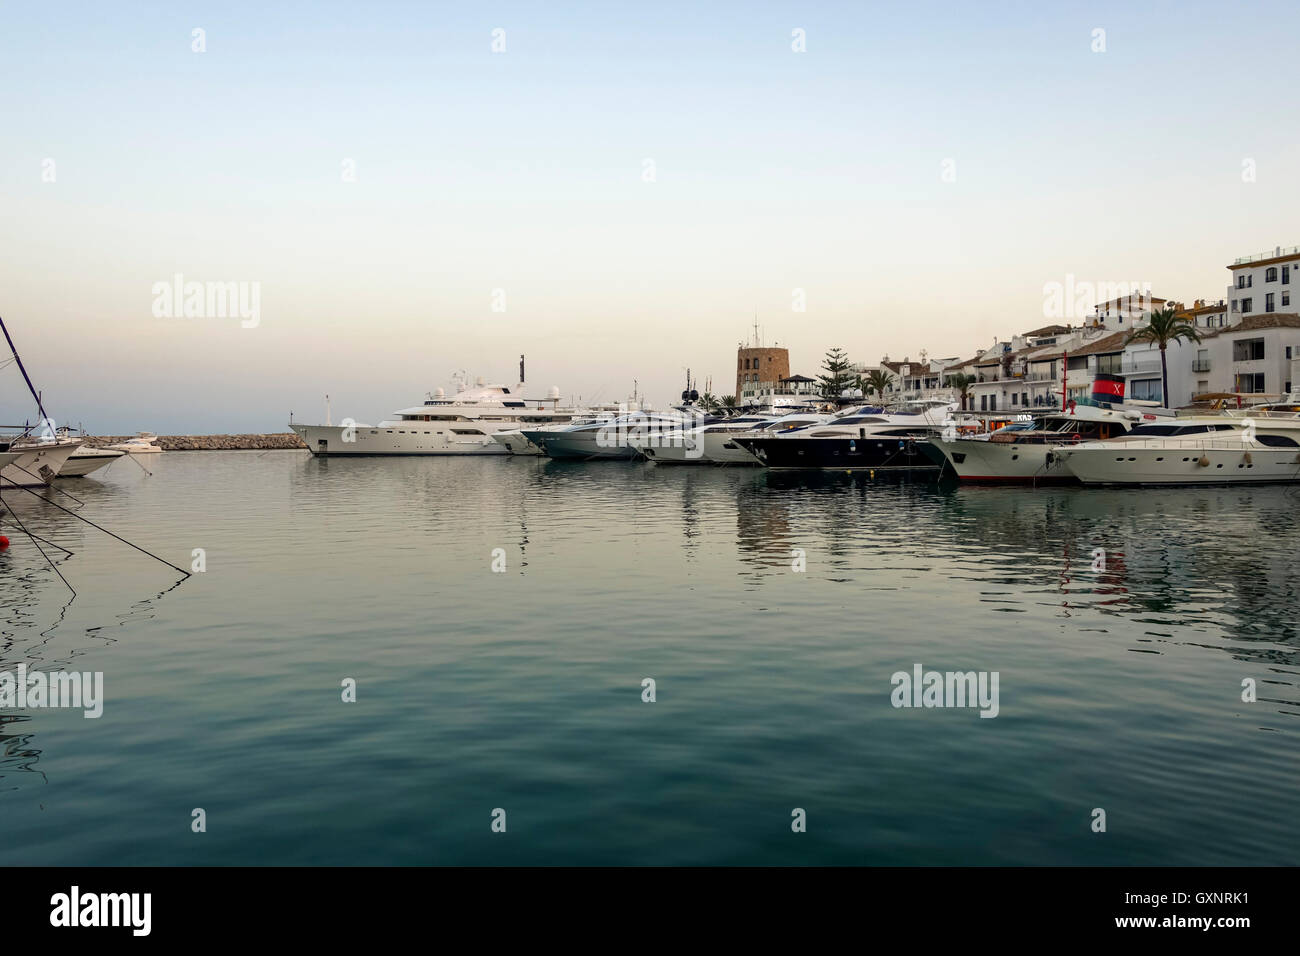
[1,451,1297,865]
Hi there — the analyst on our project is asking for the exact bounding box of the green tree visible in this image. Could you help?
[945,372,976,411]
[818,347,855,401]
[1124,307,1202,407]
[719,394,738,414]
[698,392,718,412]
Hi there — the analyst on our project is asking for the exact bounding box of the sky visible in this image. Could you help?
[2,1,1298,432]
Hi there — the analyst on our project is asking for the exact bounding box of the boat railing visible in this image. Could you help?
[1069,438,1258,451]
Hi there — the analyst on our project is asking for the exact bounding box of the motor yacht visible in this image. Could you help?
[920,394,1154,482]
[1054,407,1300,486]
[637,412,834,465]
[491,403,627,456]
[107,432,164,454]
[735,400,956,470]
[525,411,688,461]
[291,379,580,457]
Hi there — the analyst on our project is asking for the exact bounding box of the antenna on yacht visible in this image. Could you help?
[326,394,332,427]
[519,354,525,386]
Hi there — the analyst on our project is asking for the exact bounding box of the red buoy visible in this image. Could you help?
[0,535,9,549]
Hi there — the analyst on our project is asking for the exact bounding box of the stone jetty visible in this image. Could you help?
[84,433,307,451]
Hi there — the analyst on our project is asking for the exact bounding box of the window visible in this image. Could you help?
[980,395,988,411]
[1283,292,1291,307]
[1238,372,1266,393]
[1284,265,1291,284]
[1267,293,1275,312]
[1286,347,1292,360]
[1256,434,1300,447]
[1022,393,1028,407]
[1266,267,1278,282]
[1011,393,1018,406]
[989,395,997,411]
[1242,297,1253,313]
[1129,379,1162,402]
[1232,299,1239,313]
[1233,338,1265,361]
[1237,275,1247,289]
[1095,353,1123,374]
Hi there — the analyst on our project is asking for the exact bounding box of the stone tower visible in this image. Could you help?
[736,344,790,398]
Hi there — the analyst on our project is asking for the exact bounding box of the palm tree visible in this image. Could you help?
[862,369,895,399]
[1124,306,1202,407]
[719,394,738,414]
[945,372,976,411]
[698,392,718,412]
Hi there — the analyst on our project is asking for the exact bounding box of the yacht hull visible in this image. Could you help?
[1,440,83,487]
[58,448,126,477]
[737,436,938,470]
[922,437,1077,482]
[529,432,641,460]
[490,430,544,456]
[291,423,511,456]
[1059,444,1300,486]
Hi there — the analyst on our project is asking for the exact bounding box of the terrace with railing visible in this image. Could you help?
[1233,246,1300,265]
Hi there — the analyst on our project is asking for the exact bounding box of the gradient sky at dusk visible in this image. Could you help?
[2,1,1298,431]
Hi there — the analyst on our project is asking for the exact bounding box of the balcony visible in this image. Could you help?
[1191,359,1211,372]
[1122,360,1163,375]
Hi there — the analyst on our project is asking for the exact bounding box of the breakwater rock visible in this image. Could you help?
[85,433,307,451]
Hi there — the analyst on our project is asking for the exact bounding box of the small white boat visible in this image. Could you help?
[1,436,84,487]
[107,432,164,454]
[59,445,127,477]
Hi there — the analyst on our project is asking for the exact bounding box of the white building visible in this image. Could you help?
[1226,245,1297,323]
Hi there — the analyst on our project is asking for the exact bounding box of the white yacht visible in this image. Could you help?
[523,411,688,461]
[635,413,832,465]
[921,402,1151,482]
[59,445,126,477]
[491,403,627,456]
[1,435,84,487]
[48,426,126,477]
[107,432,164,454]
[291,380,579,457]
[1055,409,1300,486]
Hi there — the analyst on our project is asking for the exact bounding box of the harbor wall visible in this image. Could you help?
[84,434,307,451]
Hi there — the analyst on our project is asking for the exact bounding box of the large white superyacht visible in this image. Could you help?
[290,375,580,457]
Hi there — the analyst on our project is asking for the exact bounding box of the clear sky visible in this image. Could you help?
[2,1,1298,432]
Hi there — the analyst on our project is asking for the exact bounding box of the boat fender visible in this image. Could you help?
[0,535,8,550]
[1244,452,1252,465]
[1044,451,1055,466]
[1198,455,1210,467]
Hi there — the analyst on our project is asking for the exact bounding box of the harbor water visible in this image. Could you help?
[1,451,1297,865]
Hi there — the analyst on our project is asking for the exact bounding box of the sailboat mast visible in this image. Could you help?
[0,314,51,426]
